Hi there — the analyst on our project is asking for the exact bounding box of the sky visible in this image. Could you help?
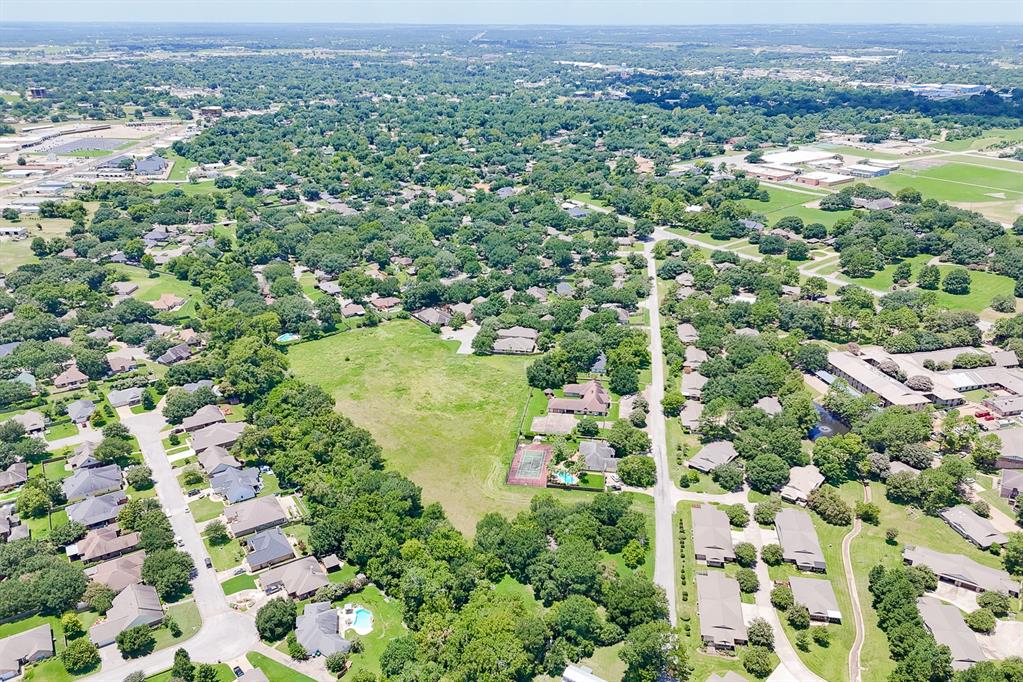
[3,0,1021,25]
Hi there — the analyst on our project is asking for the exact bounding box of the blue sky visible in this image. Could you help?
[3,0,1021,24]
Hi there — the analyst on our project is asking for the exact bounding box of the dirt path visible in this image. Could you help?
[844,483,870,682]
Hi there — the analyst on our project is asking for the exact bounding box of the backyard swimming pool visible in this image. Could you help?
[554,471,578,485]
[352,607,373,635]
[275,332,301,344]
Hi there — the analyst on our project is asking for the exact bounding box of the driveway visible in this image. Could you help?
[440,323,479,354]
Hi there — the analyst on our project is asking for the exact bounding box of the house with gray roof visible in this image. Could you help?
[0,624,53,680]
[295,602,352,658]
[135,155,169,176]
[918,597,985,671]
[259,556,330,600]
[0,463,27,492]
[687,441,737,474]
[66,490,127,529]
[939,505,1008,549]
[775,508,826,572]
[10,410,44,436]
[69,524,140,564]
[1000,469,1023,509]
[84,551,145,593]
[0,342,20,359]
[198,445,241,475]
[692,504,735,566]
[684,345,708,369]
[755,396,783,416]
[13,371,36,392]
[62,464,122,502]
[679,400,704,431]
[696,572,747,649]
[157,343,191,365]
[237,670,270,682]
[904,545,1020,597]
[66,398,96,424]
[579,440,617,473]
[493,337,537,354]
[211,466,260,504]
[89,583,163,647]
[192,421,246,453]
[226,496,287,537]
[680,372,707,399]
[413,307,451,327]
[244,527,294,571]
[562,665,608,682]
[69,441,102,469]
[790,576,841,623]
[676,323,698,343]
[780,465,824,505]
[107,387,144,408]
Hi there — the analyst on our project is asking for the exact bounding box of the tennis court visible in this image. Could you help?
[507,442,552,487]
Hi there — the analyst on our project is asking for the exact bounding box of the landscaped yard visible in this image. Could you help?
[27,508,68,540]
[152,600,202,651]
[289,321,544,534]
[246,652,317,682]
[108,264,204,317]
[341,585,407,679]
[204,536,246,571]
[221,573,258,595]
[189,496,225,522]
[45,421,79,442]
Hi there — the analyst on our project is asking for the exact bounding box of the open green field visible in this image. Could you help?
[149,181,219,196]
[932,127,1023,152]
[290,321,547,534]
[741,186,844,228]
[0,218,74,272]
[246,652,316,682]
[164,151,196,181]
[866,161,1023,204]
[152,600,202,651]
[221,573,258,595]
[108,264,203,316]
[816,145,906,161]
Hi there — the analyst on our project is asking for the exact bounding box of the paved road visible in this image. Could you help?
[844,483,870,682]
[83,404,258,680]
[642,238,677,626]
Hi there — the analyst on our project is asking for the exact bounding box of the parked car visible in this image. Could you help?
[204,557,213,569]
[233,666,244,677]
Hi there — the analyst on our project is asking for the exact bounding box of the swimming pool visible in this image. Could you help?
[275,332,301,344]
[554,471,578,485]
[351,607,373,635]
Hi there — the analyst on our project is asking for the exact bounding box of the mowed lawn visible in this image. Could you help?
[866,161,1023,203]
[741,186,845,228]
[289,320,536,534]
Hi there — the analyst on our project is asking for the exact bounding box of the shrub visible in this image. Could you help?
[747,617,774,650]
[885,527,899,544]
[964,608,996,633]
[61,638,100,673]
[182,467,204,486]
[712,462,743,491]
[810,625,831,646]
[61,612,84,639]
[796,631,811,651]
[771,585,794,610]
[724,504,749,528]
[286,631,309,660]
[203,520,230,546]
[786,604,810,629]
[971,500,990,518]
[736,567,760,593]
[977,591,1010,617]
[855,501,880,525]
[116,625,155,658]
[325,651,349,674]
[808,486,852,526]
[742,645,775,678]
[734,542,757,568]
[761,544,784,566]
[754,499,782,525]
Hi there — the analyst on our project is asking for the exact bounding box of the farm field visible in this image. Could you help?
[290,320,551,534]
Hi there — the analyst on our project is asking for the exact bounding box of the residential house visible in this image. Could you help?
[579,440,617,473]
[529,413,578,436]
[0,504,26,543]
[11,411,44,436]
[66,491,127,529]
[493,337,537,354]
[191,421,246,453]
[0,342,20,359]
[67,398,96,424]
[87,328,115,343]
[69,441,102,469]
[62,464,122,502]
[211,466,261,503]
[84,551,146,593]
[562,665,609,682]
[755,396,783,416]
[775,508,826,572]
[107,354,137,374]
[790,576,841,623]
[295,603,352,657]
[498,326,539,341]
[89,583,164,647]
[0,463,27,492]
[684,346,708,369]
[13,372,36,393]
[151,293,184,312]
[548,380,611,416]
[940,505,1008,549]
[225,496,288,537]
[258,556,330,600]
[107,387,144,408]
[53,365,88,391]
[370,296,401,313]
[0,624,54,680]
[679,400,704,431]
[780,465,824,505]
[237,670,269,682]
[687,441,738,474]
[341,303,365,318]
[918,597,985,671]
[181,404,226,433]
[414,307,451,326]
[198,445,241,475]
[676,323,698,343]
[903,545,1020,597]
[69,525,140,563]
[157,343,192,365]
[680,372,707,399]
[692,504,735,566]
[111,281,138,296]
[244,527,294,571]
[1000,469,1023,509]
[696,572,747,649]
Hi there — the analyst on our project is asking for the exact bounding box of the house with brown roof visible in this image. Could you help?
[69,525,140,563]
[181,404,226,433]
[493,337,537,354]
[10,411,44,436]
[0,624,54,680]
[225,496,288,537]
[53,365,88,391]
[151,293,185,312]
[191,421,246,452]
[904,545,1020,597]
[89,583,164,647]
[107,354,137,374]
[692,504,735,566]
[370,296,401,312]
[790,576,841,623]
[259,556,330,600]
[413,307,452,326]
[84,551,146,593]
[687,441,738,473]
[780,465,824,505]
[548,380,611,416]
[198,445,241,475]
[0,463,27,492]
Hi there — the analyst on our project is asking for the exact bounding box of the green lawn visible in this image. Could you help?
[147,663,234,682]
[740,186,843,228]
[866,161,1023,203]
[204,536,246,571]
[27,508,68,540]
[246,652,317,682]
[0,217,73,271]
[931,127,1023,152]
[221,573,258,595]
[148,181,219,196]
[341,585,407,678]
[258,473,281,498]
[43,459,72,481]
[65,148,112,158]
[289,321,542,534]
[108,265,203,317]
[152,600,202,651]
[164,151,196,182]
[189,496,225,522]
[45,421,79,441]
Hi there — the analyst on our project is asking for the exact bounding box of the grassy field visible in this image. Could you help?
[866,161,1023,204]
[109,264,203,316]
[816,145,906,161]
[932,127,1023,152]
[149,181,219,196]
[246,652,317,682]
[164,151,196,181]
[290,321,549,534]
[152,600,202,651]
[204,536,246,570]
[741,186,844,228]
[0,218,74,272]
[342,585,406,678]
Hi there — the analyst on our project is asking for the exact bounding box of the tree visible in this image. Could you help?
[991,294,1016,313]
[142,549,195,600]
[1003,533,1023,574]
[619,621,689,682]
[724,504,749,528]
[194,664,220,682]
[609,363,639,395]
[786,604,811,629]
[762,544,784,566]
[712,463,743,491]
[604,574,669,630]
[622,540,646,569]
[286,631,308,660]
[734,542,757,568]
[771,585,794,610]
[125,465,153,490]
[813,433,869,484]
[325,651,349,674]
[203,520,230,546]
[61,611,84,639]
[617,456,656,487]
[171,648,195,682]
[84,582,116,614]
[917,264,941,290]
[855,501,880,525]
[811,625,831,647]
[742,646,775,678]
[885,527,900,544]
[896,187,922,204]
[17,485,51,518]
[736,567,760,593]
[942,268,972,295]
[116,625,156,658]
[964,608,996,633]
[607,420,651,456]
[577,417,599,438]
[61,637,100,672]
[123,673,146,682]
[256,597,296,642]
[662,391,685,417]
[786,241,809,261]
[747,618,775,650]
[977,591,1010,617]
[808,486,852,526]
[746,453,789,493]
[754,499,782,525]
